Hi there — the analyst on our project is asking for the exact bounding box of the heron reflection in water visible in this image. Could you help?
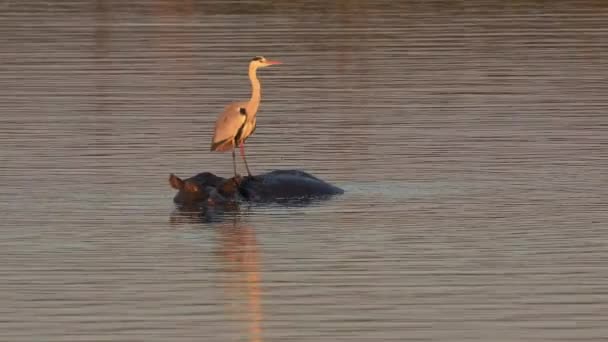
[168,200,264,341]
[216,220,264,342]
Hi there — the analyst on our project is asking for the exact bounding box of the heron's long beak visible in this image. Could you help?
[265,60,282,65]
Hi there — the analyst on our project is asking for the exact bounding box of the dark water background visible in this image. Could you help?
[1,1,607,341]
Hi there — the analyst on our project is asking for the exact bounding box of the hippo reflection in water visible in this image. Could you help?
[169,170,344,207]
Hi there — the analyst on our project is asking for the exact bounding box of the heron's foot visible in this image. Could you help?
[217,176,241,198]
[231,174,243,184]
[246,173,261,181]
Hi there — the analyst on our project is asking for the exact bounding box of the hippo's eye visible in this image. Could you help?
[184,182,200,193]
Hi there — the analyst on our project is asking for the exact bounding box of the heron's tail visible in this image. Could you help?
[210,138,233,152]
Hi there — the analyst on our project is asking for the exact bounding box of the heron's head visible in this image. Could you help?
[250,56,281,68]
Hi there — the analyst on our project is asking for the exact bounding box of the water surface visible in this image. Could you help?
[1,1,607,341]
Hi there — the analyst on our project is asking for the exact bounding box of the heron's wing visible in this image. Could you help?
[210,102,246,152]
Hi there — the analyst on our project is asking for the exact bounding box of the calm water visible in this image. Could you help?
[1,1,607,341]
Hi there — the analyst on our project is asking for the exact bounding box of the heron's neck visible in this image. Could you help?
[247,66,261,116]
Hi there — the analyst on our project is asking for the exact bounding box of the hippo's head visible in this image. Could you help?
[169,172,238,206]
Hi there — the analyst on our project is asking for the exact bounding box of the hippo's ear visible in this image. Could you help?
[169,174,184,190]
[184,181,200,193]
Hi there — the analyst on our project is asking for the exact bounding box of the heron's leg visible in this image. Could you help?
[232,148,238,178]
[239,142,253,177]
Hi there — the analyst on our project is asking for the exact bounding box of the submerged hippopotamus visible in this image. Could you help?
[169,170,344,207]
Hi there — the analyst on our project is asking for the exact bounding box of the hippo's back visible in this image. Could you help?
[239,170,343,201]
